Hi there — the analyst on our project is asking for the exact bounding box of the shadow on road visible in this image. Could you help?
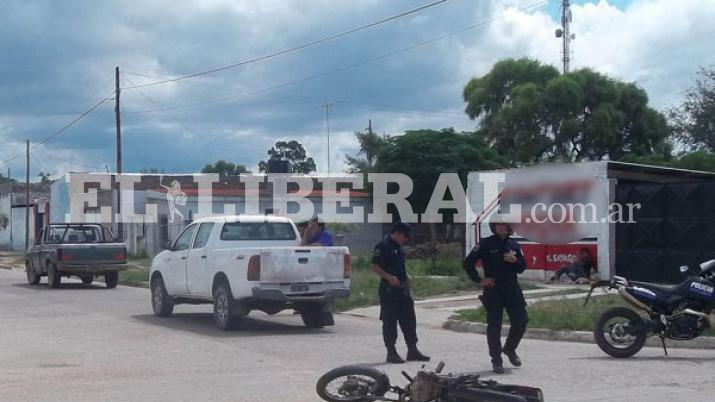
[131,312,337,338]
[574,355,715,363]
[12,283,108,291]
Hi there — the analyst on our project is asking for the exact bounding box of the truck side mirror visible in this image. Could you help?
[163,241,174,251]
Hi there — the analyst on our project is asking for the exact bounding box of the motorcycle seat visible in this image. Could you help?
[629,281,678,296]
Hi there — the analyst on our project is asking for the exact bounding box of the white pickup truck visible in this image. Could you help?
[149,215,351,330]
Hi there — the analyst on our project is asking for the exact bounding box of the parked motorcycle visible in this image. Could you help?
[316,361,544,402]
[585,259,715,357]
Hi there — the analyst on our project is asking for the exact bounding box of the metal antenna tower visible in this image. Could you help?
[555,0,575,74]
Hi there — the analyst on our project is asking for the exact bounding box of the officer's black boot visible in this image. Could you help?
[386,347,405,364]
[503,350,522,367]
[406,346,430,362]
[492,360,505,374]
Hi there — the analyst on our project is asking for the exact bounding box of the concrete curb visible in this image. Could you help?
[443,318,715,350]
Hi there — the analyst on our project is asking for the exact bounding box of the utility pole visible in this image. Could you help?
[8,168,12,249]
[25,140,30,253]
[322,102,335,174]
[555,0,575,74]
[115,66,123,240]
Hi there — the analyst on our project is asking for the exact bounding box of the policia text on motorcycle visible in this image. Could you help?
[463,217,529,374]
[370,223,430,364]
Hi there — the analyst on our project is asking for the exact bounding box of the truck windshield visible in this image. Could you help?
[220,222,296,241]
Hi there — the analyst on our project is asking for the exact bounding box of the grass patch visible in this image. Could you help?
[336,254,542,311]
[456,295,715,336]
[120,257,152,285]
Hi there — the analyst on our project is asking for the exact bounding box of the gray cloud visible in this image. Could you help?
[1,0,713,178]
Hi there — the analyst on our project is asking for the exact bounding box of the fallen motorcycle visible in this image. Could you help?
[316,361,544,402]
[585,259,715,358]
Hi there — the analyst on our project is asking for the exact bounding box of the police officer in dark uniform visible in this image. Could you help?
[371,222,430,364]
[463,215,528,374]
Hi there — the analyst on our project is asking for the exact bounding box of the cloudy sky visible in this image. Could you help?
[1,0,713,179]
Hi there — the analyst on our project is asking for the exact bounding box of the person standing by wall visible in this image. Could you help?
[463,215,528,374]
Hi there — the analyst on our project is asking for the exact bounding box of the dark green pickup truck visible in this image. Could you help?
[25,223,128,288]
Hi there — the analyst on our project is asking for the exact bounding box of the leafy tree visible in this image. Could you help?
[38,172,51,183]
[258,140,316,174]
[0,172,15,184]
[375,129,506,244]
[201,160,250,176]
[139,167,164,174]
[463,58,671,166]
[622,151,715,172]
[345,128,389,173]
[670,67,715,152]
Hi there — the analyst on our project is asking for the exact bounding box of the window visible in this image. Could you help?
[192,223,214,249]
[62,226,102,244]
[220,222,297,241]
[173,225,197,251]
[45,226,64,244]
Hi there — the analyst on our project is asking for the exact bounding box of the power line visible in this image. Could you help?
[121,0,450,90]
[0,96,111,167]
[123,0,548,116]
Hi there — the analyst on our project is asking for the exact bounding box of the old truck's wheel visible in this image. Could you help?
[213,283,240,330]
[151,276,174,317]
[25,262,40,285]
[81,276,94,285]
[47,264,61,288]
[105,271,119,289]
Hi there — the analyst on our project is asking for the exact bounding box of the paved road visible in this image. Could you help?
[1,268,714,402]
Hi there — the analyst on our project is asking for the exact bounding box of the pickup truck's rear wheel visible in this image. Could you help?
[151,276,174,317]
[213,283,240,330]
[25,262,40,285]
[104,271,119,289]
[81,276,94,285]
[301,304,334,328]
[47,264,61,288]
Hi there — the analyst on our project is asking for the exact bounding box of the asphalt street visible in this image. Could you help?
[1,268,714,402]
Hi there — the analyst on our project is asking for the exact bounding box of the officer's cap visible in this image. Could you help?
[488,214,514,235]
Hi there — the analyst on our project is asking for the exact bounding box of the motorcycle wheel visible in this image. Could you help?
[316,365,390,402]
[594,307,647,358]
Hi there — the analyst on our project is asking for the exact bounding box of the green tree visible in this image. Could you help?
[345,128,389,173]
[258,140,316,174]
[201,160,250,176]
[38,172,51,183]
[139,167,164,174]
[463,58,671,166]
[623,151,715,172]
[670,67,715,152]
[375,129,506,244]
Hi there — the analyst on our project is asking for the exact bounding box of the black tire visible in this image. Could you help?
[151,276,174,317]
[81,276,94,285]
[105,271,119,289]
[47,264,61,288]
[316,365,390,402]
[213,283,240,330]
[594,307,647,358]
[301,304,334,328]
[25,262,40,285]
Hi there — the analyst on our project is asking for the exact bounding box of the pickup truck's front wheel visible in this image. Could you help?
[213,283,240,330]
[104,271,119,289]
[151,276,174,317]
